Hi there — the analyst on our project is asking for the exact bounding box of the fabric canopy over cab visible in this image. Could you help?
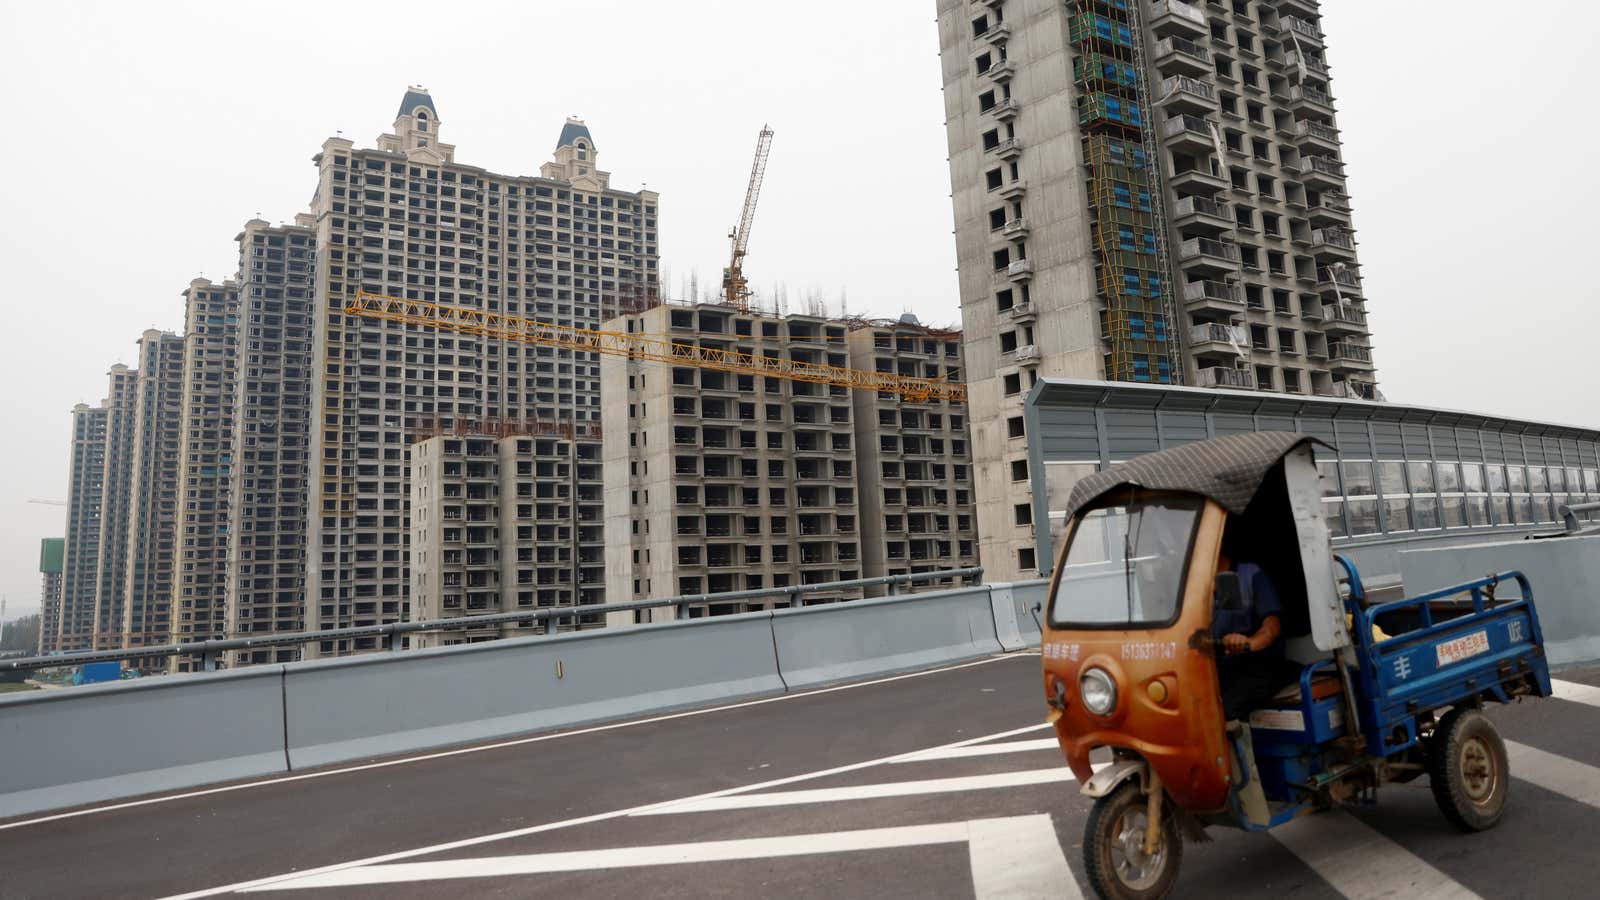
[1064,431,1327,519]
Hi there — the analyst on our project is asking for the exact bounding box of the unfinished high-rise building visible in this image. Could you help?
[603,303,978,614]
[58,402,109,653]
[409,432,604,645]
[936,0,1378,578]
[92,363,137,649]
[305,89,656,653]
[37,538,64,655]
[225,218,316,665]
[122,330,186,652]
[171,278,240,666]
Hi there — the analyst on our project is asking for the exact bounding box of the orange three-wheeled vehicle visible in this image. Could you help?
[1041,432,1551,899]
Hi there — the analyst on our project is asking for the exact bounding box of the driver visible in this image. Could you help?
[1214,550,1286,722]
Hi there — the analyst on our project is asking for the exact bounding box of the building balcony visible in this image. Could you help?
[1196,366,1257,390]
[1282,16,1323,46]
[1177,237,1241,275]
[987,137,1023,160]
[1327,342,1375,369]
[1307,192,1352,226]
[1167,163,1229,195]
[977,21,1011,46]
[983,98,1019,122]
[1286,84,1335,116]
[1309,227,1356,261]
[1000,217,1030,239]
[1183,279,1245,314]
[1149,0,1208,39]
[1293,119,1341,153]
[1321,380,1380,401]
[1151,36,1211,77]
[980,58,1015,84]
[1162,113,1216,153]
[1170,195,1232,233]
[1015,344,1042,365]
[1007,301,1037,323]
[1321,304,1367,335]
[995,178,1027,201]
[1316,265,1362,299]
[1189,322,1248,358]
[1297,155,1345,190]
[1283,50,1329,79]
[1006,259,1034,282]
[1158,75,1216,115]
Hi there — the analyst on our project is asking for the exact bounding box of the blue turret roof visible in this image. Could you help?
[398,89,437,119]
[557,119,594,150]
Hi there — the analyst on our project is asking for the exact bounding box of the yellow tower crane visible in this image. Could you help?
[721,126,774,312]
[345,291,966,404]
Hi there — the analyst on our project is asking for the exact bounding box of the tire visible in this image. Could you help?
[1083,780,1182,900]
[1427,707,1509,832]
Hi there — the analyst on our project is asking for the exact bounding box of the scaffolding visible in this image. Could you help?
[1069,0,1183,385]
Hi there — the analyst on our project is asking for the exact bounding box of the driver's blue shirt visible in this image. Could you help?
[1213,561,1284,673]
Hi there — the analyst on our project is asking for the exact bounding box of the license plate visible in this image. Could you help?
[1436,630,1490,668]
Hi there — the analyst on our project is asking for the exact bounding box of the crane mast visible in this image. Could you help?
[345,291,965,404]
[722,126,774,312]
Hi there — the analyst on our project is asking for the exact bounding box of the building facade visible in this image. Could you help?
[92,363,137,649]
[936,0,1377,577]
[171,279,240,666]
[409,432,604,645]
[121,330,185,651]
[57,403,108,652]
[37,538,64,655]
[304,90,656,653]
[225,218,316,665]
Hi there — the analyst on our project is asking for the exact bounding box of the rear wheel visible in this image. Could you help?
[1083,780,1182,900]
[1427,707,1509,832]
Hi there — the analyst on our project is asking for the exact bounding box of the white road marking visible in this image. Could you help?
[161,719,1054,899]
[636,767,1081,816]
[4,652,1031,834]
[968,814,1081,900]
[1551,678,1600,708]
[892,737,1062,763]
[238,821,972,890]
[1506,741,1600,809]
[1272,811,1482,900]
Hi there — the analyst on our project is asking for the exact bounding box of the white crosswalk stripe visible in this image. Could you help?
[1272,811,1483,900]
[1551,678,1600,708]
[635,767,1082,816]
[1506,741,1600,810]
[892,737,1063,763]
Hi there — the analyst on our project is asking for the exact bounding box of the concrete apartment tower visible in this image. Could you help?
[121,331,185,651]
[602,304,977,616]
[936,0,1378,578]
[92,363,138,649]
[57,403,109,652]
[170,279,240,667]
[305,89,657,653]
[37,538,65,655]
[225,218,316,665]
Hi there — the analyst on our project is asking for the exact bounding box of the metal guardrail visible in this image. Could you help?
[1559,501,1600,534]
[1,567,984,675]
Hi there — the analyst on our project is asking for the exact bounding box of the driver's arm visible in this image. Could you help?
[1247,614,1281,653]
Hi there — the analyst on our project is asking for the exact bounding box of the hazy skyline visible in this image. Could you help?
[2,0,1596,619]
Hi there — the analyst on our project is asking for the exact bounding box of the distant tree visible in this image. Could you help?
[1,613,40,653]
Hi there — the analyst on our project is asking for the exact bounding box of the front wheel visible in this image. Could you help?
[1083,780,1182,900]
[1427,707,1509,831]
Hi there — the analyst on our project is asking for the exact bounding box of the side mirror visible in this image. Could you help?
[1214,571,1245,612]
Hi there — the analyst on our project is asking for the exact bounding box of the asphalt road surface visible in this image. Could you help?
[4,652,1599,899]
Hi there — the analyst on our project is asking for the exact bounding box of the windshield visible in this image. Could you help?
[1048,495,1202,628]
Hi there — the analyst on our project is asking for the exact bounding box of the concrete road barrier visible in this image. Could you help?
[771,586,1005,689]
[1398,533,1600,667]
[283,613,785,770]
[0,667,287,819]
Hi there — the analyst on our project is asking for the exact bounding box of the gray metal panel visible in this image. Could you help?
[1103,408,1161,460]
[1160,410,1209,447]
[284,614,785,770]
[1456,428,1484,462]
[1335,419,1371,456]
[1257,413,1297,432]
[771,586,1004,688]
[1481,430,1506,463]
[1430,425,1461,460]
[1212,412,1255,437]
[1372,421,1404,458]
[1296,415,1339,449]
[0,666,287,819]
[1400,423,1429,457]
[1035,406,1101,461]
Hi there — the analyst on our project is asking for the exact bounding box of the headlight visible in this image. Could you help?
[1080,667,1118,716]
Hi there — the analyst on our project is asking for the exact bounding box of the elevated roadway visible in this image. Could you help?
[5,652,1600,898]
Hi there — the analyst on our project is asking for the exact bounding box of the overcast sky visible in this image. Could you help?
[1,1,1595,619]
